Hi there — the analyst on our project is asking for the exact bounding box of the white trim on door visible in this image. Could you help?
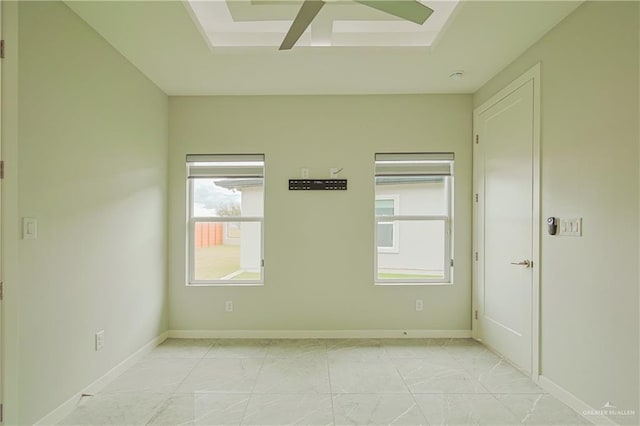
[0,0,4,420]
[472,62,541,381]
[2,2,21,423]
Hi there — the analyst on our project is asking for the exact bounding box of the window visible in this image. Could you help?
[187,154,264,285]
[375,196,399,252]
[374,153,453,284]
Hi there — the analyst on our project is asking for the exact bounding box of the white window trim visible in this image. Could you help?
[375,195,400,254]
[373,156,454,285]
[186,169,265,287]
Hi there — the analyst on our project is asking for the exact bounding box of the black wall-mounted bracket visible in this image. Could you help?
[289,179,347,191]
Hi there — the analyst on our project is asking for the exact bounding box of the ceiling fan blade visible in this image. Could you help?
[354,0,433,25]
[279,0,326,50]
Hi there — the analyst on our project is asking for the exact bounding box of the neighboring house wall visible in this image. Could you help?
[377,182,447,274]
[474,2,639,423]
[222,223,240,246]
[240,187,264,271]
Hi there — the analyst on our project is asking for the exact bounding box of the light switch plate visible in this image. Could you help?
[23,217,38,240]
[95,330,105,351]
[558,217,582,237]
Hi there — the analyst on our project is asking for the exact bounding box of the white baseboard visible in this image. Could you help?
[168,329,472,339]
[538,375,617,426]
[35,331,169,426]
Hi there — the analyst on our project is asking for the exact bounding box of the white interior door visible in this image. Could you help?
[475,73,538,375]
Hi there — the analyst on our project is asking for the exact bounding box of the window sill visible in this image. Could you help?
[374,281,452,286]
[187,282,264,287]
[377,248,400,254]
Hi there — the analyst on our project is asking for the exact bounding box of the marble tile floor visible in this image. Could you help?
[59,338,592,425]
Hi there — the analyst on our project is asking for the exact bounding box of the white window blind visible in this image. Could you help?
[187,154,264,178]
[375,153,454,176]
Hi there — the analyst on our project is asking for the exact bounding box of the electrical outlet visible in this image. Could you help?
[415,299,424,312]
[301,168,309,179]
[95,330,105,351]
[225,300,233,312]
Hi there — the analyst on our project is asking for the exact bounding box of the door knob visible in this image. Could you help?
[510,260,533,268]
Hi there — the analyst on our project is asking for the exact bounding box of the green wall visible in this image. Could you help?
[168,95,473,333]
[7,2,169,423]
[475,2,640,424]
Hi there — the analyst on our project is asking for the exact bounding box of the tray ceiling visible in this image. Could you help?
[66,1,582,95]
[186,0,459,48]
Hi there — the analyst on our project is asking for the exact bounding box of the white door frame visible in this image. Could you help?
[0,0,4,420]
[472,63,541,381]
[1,2,19,423]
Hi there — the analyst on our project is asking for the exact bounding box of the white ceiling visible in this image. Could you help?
[186,0,460,48]
[65,1,582,95]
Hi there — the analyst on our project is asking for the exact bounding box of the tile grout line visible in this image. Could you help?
[238,340,271,425]
[62,338,585,426]
[443,344,501,395]
[389,339,451,425]
[440,343,572,424]
[324,340,337,426]
[144,341,216,425]
[172,341,216,391]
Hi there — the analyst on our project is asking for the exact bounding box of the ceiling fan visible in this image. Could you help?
[279,0,434,50]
